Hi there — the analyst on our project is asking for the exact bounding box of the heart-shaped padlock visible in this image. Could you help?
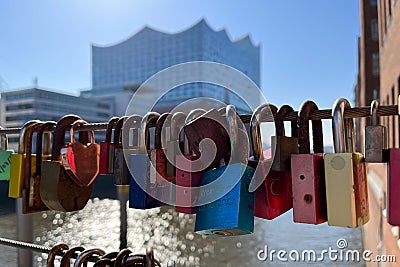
[62,120,100,187]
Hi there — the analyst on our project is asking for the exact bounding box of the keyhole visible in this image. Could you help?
[300,175,305,180]
[304,194,313,204]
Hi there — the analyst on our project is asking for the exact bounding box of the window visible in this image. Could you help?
[371,0,377,5]
[371,20,379,41]
[372,53,380,76]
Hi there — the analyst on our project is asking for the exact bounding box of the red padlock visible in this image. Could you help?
[249,104,293,219]
[176,109,206,214]
[99,117,119,175]
[388,149,400,225]
[291,100,327,224]
[151,112,175,204]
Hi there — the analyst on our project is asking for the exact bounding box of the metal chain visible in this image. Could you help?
[0,237,102,262]
[0,105,397,134]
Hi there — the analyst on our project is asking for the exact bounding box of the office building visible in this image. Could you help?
[0,87,113,150]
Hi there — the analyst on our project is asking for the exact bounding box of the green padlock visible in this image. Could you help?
[8,120,41,198]
[0,126,14,181]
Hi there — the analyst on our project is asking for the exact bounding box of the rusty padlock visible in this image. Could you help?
[40,115,93,212]
[62,119,100,187]
[99,117,119,174]
[249,104,293,219]
[9,120,40,198]
[22,121,55,213]
[324,98,369,227]
[176,109,206,214]
[271,105,299,171]
[291,100,327,224]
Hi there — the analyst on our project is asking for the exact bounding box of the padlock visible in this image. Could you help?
[193,105,255,236]
[183,108,231,168]
[9,120,41,198]
[291,100,327,224]
[176,109,206,214]
[387,100,400,225]
[99,117,119,174]
[324,98,369,227]
[61,119,100,187]
[271,105,299,171]
[165,112,186,178]
[0,127,14,181]
[129,112,160,209]
[249,104,293,219]
[365,100,388,162]
[113,116,130,185]
[22,121,54,213]
[151,112,175,204]
[388,149,400,225]
[40,115,93,212]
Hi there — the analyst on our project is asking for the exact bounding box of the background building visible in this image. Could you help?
[0,87,113,150]
[354,0,380,152]
[85,19,261,115]
[356,0,400,265]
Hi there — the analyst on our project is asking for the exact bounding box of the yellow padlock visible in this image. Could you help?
[8,120,41,198]
[324,98,369,227]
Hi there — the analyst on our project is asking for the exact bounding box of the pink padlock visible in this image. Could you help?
[291,100,327,224]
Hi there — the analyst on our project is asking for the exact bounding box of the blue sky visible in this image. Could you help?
[0,0,359,144]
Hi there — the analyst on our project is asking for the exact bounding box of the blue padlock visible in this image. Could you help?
[129,112,161,209]
[188,105,255,236]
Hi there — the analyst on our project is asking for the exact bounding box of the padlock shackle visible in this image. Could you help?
[170,112,186,141]
[121,115,142,150]
[250,104,278,160]
[277,105,298,138]
[70,120,95,144]
[18,120,41,154]
[155,113,170,150]
[184,109,206,156]
[24,122,43,190]
[298,100,324,154]
[51,115,81,161]
[36,121,56,176]
[226,105,239,160]
[140,112,160,153]
[0,126,7,151]
[370,100,379,126]
[113,116,128,145]
[332,98,355,153]
[105,117,119,143]
[185,109,207,125]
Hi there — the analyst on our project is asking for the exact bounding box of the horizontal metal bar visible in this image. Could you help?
[0,105,398,134]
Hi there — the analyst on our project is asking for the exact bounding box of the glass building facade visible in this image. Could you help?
[91,19,261,113]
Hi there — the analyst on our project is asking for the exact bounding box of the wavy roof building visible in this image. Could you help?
[85,19,261,114]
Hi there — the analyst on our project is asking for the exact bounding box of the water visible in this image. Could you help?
[0,198,364,266]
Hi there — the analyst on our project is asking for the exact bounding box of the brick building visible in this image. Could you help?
[356,0,400,266]
[355,0,380,152]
